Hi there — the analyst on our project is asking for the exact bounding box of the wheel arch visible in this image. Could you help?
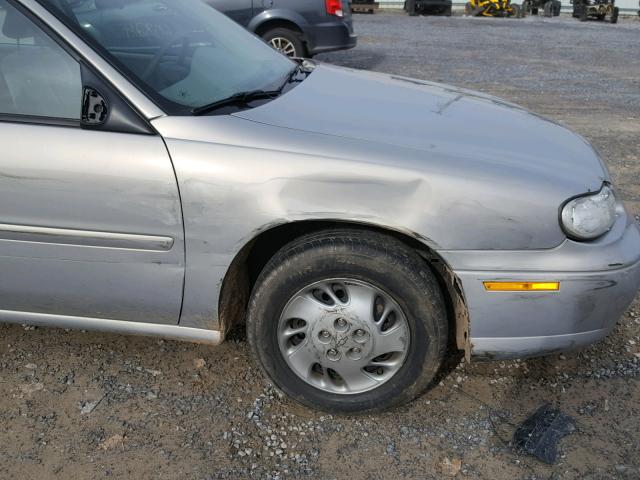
[217,220,470,359]
[249,10,309,37]
[253,18,304,37]
[251,16,309,55]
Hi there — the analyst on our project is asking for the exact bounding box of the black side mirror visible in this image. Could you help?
[81,87,108,127]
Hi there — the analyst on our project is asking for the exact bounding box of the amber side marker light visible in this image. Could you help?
[483,282,560,292]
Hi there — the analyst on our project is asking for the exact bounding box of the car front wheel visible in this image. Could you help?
[261,27,306,58]
[247,229,448,413]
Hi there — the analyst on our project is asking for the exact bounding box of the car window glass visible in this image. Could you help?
[0,0,81,119]
[39,0,294,114]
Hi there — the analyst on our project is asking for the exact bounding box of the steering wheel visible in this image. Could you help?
[141,33,193,82]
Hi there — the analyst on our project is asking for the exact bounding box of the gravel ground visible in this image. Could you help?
[1,13,640,480]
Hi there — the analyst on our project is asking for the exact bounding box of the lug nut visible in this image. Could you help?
[353,329,368,344]
[326,348,340,361]
[346,346,363,361]
[334,318,349,332]
[318,329,332,344]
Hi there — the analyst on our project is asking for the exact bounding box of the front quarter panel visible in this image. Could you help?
[153,115,437,329]
[152,113,591,330]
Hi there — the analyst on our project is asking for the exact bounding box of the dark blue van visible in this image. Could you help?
[206,0,357,57]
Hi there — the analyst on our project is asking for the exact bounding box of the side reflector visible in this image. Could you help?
[483,282,560,292]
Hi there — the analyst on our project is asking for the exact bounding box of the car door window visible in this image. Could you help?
[0,0,80,119]
[40,0,293,114]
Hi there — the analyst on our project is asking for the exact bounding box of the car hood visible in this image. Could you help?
[234,63,608,188]
[153,64,613,251]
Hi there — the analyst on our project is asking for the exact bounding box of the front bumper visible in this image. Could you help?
[440,215,640,359]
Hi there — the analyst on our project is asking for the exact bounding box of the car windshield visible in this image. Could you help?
[38,0,295,114]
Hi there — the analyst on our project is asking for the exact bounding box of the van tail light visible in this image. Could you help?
[325,0,344,17]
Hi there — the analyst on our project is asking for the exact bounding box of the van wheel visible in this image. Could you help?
[262,27,306,58]
[246,229,449,413]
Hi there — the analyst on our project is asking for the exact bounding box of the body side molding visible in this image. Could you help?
[0,309,221,344]
[0,223,174,251]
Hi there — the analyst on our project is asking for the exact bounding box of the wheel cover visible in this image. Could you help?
[268,37,297,57]
[277,278,410,395]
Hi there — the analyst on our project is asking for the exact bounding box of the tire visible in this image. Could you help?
[572,3,580,16]
[521,0,530,16]
[261,27,306,58]
[443,5,453,15]
[511,4,522,17]
[543,1,553,16]
[611,6,619,22]
[532,6,539,14]
[247,229,448,414]
[553,0,561,15]
[580,4,588,20]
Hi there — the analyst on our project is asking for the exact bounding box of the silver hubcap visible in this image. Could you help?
[277,279,410,394]
[268,37,297,57]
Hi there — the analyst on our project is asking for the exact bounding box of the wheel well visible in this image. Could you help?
[217,221,470,359]
[254,19,305,41]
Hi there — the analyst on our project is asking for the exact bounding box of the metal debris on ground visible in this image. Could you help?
[512,403,576,464]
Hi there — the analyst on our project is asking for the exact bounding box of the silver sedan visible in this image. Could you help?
[1,0,639,413]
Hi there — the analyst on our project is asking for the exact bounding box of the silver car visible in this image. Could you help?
[1,0,639,413]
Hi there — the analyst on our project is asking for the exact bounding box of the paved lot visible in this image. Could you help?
[1,13,639,480]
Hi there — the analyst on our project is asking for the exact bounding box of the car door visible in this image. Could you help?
[206,0,254,26]
[0,0,184,325]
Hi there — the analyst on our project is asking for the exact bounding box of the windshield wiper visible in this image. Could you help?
[192,89,281,115]
[192,62,313,116]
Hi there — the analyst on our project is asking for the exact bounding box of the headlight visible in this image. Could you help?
[561,184,617,240]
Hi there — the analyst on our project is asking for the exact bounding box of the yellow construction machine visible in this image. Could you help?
[464,0,523,17]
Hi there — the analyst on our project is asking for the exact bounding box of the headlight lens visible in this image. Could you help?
[561,185,617,240]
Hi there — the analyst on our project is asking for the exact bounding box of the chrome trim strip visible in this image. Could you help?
[0,310,221,344]
[0,223,174,251]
